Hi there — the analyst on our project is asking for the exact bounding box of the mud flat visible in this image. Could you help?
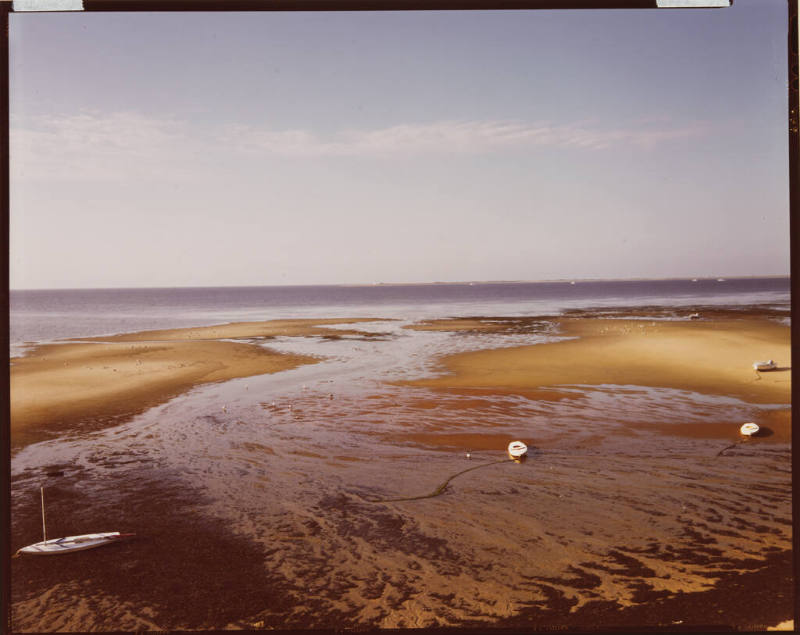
[10,318,386,447]
[10,309,793,630]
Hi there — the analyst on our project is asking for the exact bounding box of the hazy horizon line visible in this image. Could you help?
[9,273,791,293]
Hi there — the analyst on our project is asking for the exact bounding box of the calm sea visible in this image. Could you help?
[9,277,790,355]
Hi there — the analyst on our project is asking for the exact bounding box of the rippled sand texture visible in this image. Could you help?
[10,318,388,448]
[10,312,792,631]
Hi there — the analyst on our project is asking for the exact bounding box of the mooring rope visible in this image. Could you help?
[716,438,749,457]
[364,435,763,504]
[365,457,513,503]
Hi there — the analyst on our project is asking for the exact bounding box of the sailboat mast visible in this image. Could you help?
[41,486,47,543]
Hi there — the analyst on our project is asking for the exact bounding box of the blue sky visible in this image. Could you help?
[9,2,790,289]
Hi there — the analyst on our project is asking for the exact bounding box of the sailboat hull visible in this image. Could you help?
[507,441,528,461]
[18,532,130,555]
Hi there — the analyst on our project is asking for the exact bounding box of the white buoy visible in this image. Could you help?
[740,423,759,437]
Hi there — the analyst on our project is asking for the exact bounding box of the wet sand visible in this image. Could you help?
[9,309,793,631]
[79,317,391,343]
[405,314,791,407]
[10,318,386,447]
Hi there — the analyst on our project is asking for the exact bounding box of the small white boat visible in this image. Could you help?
[18,532,133,556]
[740,422,760,437]
[753,360,777,371]
[507,441,528,460]
[688,312,700,320]
[16,487,133,556]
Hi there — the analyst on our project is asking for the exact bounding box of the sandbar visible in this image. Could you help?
[11,318,386,447]
[80,318,389,342]
[404,314,790,409]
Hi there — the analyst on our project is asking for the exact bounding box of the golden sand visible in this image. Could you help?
[9,314,793,630]
[11,314,790,448]
[81,318,388,342]
[404,316,791,406]
[10,318,385,446]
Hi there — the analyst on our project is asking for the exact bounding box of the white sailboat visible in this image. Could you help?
[507,441,528,461]
[752,359,777,371]
[15,487,134,556]
[740,422,760,437]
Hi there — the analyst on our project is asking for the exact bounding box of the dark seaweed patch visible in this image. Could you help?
[497,548,792,630]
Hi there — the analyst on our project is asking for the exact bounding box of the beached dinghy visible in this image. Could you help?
[18,532,133,556]
[16,487,133,556]
[740,422,760,437]
[507,441,528,460]
[752,360,777,371]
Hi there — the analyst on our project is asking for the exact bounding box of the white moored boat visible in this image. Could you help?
[507,441,528,460]
[18,532,133,556]
[753,360,777,371]
[15,487,133,556]
[740,423,760,437]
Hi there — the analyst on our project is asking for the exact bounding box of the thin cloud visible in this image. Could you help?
[221,119,711,157]
[11,111,193,181]
[11,111,711,182]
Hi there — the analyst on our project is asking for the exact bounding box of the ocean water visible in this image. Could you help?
[9,276,791,355]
